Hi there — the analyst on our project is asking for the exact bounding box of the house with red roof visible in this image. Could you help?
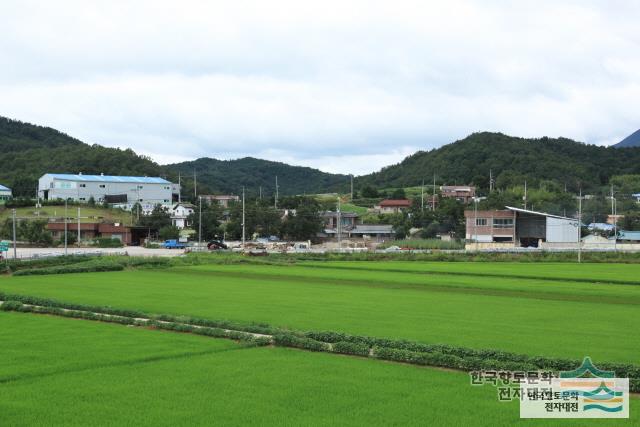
[374,199,412,214]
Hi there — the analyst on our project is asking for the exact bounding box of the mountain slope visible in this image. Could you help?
[356,132,640,191]
[166,157,348,196]
[0,116,348,198]
[0,117,163,197]
[614,129,640,148]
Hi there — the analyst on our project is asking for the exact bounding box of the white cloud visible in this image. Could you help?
[1,0,639,175]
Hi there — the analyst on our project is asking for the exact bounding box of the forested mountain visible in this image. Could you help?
[0,117,163,197]
[0,116,347,198]
[614,129,640,148]
[355,132,640,192]
[3,116,640,199]
[166,157,348,197]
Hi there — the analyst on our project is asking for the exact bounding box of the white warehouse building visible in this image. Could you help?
[38,173,178,212]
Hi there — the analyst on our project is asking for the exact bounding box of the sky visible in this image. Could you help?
[1,0,639,175]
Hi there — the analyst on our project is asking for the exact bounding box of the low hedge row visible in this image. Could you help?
[13,262,125,276]
[0,301,271,346]
[305,330,640,389]
[332,341,370,357]
[273,333,330,352]
[1,293,637,392]
[0,291,279,336]
[11,256,171,276]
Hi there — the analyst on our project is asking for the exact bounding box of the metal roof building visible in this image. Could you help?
[465,206,579,247]
[38,173,177,211]
[0,184,11,204]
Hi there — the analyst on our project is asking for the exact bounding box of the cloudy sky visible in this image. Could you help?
[1,1,639,175]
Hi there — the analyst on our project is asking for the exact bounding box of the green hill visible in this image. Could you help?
[166,157,348,197]
[0,116,348,199]
[355,132,640,192]
[0,116,163,197]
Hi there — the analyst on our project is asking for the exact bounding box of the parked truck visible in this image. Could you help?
[162,239,186,249]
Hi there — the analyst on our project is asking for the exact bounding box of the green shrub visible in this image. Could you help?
[273,333,330,352]
[0,300,24,311]
[332,341,370,356]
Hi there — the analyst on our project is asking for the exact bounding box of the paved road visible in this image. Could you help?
[7,246,188,260]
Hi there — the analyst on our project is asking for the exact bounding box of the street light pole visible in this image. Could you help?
[474,197,478,252]
[337,197,342,251]
[77,206,81,247]
[242,187,246,249]
[198,195,202,250]
[12,209,17,259]
[64,199,68,256]
[578,189,582,264]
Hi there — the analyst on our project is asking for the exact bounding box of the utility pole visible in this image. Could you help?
[350,175,354,200]
[178,172,181,203]
[259,186,262,200]
[489,169,494,193]
[77,206,81,247]
[421,179,425,212]
[474,197,479,252]
[577,189,583,263]
[611,185,617,251]
[242,187,246,249]
[337,197,342,251]
[64,199,68,256]
[12,209,17,259]
[432,173,436,211]
[274,176,279,209]
[523,181,528,210]
[194,169,197,199]
[198,195,202,250]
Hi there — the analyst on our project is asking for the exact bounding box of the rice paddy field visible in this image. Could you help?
[1,258,639,425]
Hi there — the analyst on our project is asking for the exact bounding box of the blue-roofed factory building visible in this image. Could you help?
[0,184,11,205]
[38,173,179,212]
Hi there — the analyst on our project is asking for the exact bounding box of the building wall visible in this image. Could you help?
[39,176,172,210]
[0,189,11,204]
[465,210,515,242]
[546,217,579,243]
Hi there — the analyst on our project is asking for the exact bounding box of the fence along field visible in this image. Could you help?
[1,311,637,426]
[0,260,638,364]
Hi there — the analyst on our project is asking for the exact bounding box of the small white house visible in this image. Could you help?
[171,202,195,229]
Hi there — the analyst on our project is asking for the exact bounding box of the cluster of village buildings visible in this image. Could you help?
[1,173,639,248]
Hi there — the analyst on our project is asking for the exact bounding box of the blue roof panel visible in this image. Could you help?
[0,184,10,191]
[46,174,171,184]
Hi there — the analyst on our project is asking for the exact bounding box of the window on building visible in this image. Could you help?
[79,184,86,188]
[138,185,144,189]
[79,197,86,201]
[139,199,143,202]
[99,184,106,188]
[475,218,487,226]
[493,218,514,228]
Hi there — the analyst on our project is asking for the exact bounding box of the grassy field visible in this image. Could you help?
[0,205,133,224]
[1,261,639,364]
[1,311,636,426]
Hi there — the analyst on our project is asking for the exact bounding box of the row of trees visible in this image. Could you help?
[136,196,324,242]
